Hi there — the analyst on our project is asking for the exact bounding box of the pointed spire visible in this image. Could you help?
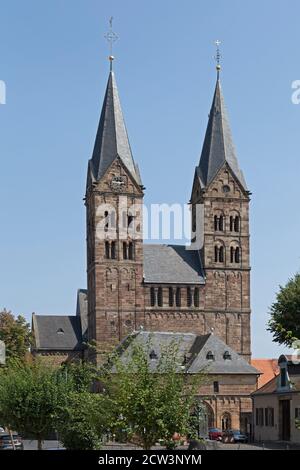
[197,76,247,190]
[91,70,141,185]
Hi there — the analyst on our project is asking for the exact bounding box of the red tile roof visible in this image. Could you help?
[251,359,279,389]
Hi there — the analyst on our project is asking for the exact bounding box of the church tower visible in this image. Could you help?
[190,69,252,361]
[85,63,145,361]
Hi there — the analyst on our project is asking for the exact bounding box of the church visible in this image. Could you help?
[32,53,260,432]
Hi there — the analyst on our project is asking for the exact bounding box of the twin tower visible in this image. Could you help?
[85,67,251,363]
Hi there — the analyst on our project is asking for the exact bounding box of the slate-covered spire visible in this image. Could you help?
[198,77,247,189]
[90,70,141,185]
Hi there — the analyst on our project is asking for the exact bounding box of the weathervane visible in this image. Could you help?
[104,17,119,70]
[214,39,222,77]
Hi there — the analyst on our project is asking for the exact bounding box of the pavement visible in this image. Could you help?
[23,439,300,451]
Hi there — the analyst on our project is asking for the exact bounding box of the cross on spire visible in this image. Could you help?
[104,17,119,70]
[214,39,222,77]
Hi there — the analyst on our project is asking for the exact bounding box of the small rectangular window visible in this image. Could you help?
[213,381,219,393]
[265,408,268,427]
[111,241,116,259]
[176,288,181,307]
[123,242,128,260]
[187,287,192,307]
[169,287,174,307]
[128,242,134,260]
[150,287,156,307]
[194,287,199,307]
[105,241,110,259]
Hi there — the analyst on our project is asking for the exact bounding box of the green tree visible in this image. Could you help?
[57,391,108,450]
[0,309,32,361]
[0,358,72,449]
[100,337,204,450]
[268,273,300,346]
[57,362,110,449]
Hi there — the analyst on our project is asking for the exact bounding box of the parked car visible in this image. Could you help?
[0,433,24,450]
[222,429,248,444]
[208,428,223,441]
[0,427,5,433]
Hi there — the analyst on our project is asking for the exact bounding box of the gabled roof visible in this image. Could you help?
[32,288,88,352]
[252,375,278,396]
[143,244,205,284]
[32,314,83,351]
[197,78,247,190]
[116,331,259,375]
[251,359,279,389]
[90,70,141,185]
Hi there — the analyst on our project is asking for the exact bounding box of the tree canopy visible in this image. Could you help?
[99,337,205,449]
[0,358,72,449]
[0,309,32,361]
[268,273,300,347]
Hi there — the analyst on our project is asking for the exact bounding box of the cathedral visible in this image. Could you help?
[32,56,260,432]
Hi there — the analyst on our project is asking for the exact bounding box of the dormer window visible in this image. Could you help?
[57,328,64,335]
[223,351,232,360]
[206,351,215,361]
[280,367,287,387]
[149,350,158,360]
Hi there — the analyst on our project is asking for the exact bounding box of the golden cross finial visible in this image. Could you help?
[104,17,119,70]
[214,39,222,77]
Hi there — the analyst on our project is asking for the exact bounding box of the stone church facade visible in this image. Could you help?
[32,63,259,433]
[85,69,251,363]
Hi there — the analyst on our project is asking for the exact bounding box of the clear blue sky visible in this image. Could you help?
[0,0,299,358]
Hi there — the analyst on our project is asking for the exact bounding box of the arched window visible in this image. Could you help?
[123,242,128,260]
[214,246,219,262]
[150,287,156,307]
[169,287,174,307]
[218,215,224,231]
[128,242,134,260]
[104,211,109,232]
[194,287,199,307]
[111,241,116,259]
[223,351,232,360]
[230,246,234,263]
[157,287,163,307]
[206,351,215,361]
[105,241,110,259]
[219,246,224,263]
[176,287,181,307]
[110,210,116,229]
[128,215,134,228]
[221,413,231,431]
[187,287,192,307]
[230,216,234,232]
[149,349,158,360]
[214,215,218,231]
[234,216,240,232]
[235,247,240,263]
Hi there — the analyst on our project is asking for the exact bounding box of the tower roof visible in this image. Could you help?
[91,70,141,184]
[198,78,247,189]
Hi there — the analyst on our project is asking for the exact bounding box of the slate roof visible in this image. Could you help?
[116,331,259,375]
[76,288,88,341]
[32,314,83,351]
[32,289,88,352]
[143,244,205,284]
[197,78,247,190]
[90,70,141,185]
